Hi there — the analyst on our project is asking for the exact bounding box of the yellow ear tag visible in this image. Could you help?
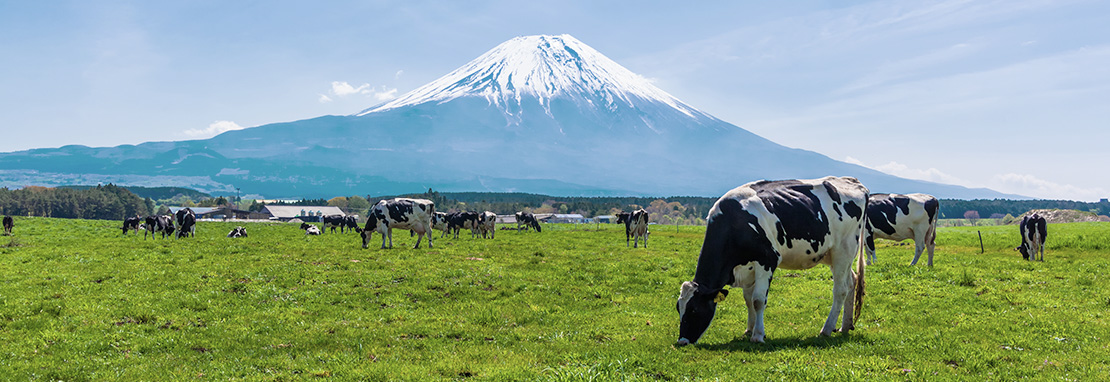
[714,292,727,303]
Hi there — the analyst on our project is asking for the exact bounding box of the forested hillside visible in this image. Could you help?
[0,184,152,219]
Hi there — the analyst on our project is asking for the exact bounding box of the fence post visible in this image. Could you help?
[978,230,984,254]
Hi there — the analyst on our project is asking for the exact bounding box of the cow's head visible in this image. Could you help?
[676,281,728,346]
[616,213,630,224]
[1014,244,1031,260]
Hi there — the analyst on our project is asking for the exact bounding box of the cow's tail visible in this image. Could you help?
[853,195,869,324]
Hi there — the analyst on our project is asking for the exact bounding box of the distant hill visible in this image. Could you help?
[61,185,210,201]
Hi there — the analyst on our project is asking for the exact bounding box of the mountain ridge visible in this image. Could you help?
[0,34,1027,200]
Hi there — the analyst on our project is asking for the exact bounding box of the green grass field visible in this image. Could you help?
[1,218,1107,381]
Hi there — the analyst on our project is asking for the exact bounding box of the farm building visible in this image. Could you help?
[594,215,617,224]
[263,205,345,222]
[536,213,589,224]
[168,206,279,221]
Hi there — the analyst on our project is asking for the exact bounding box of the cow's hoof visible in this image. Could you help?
[750,334,765,343]
[819,330,833,337]
[676,338,691,346]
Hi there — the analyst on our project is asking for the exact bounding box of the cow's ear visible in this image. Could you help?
[714,289,729,303]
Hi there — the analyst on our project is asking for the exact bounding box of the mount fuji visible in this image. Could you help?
[0,34,1018,199]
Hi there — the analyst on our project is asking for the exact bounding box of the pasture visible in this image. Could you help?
[1,218,1108,380]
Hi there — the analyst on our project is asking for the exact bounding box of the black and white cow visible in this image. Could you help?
[323,214,359,233]
[447,211,480,239]
[227,226,248,238]
[175,208,196,239]
[676,176,869,345]
[143,215,176,239]
[515,212,542,232]
[865,193,939,266]
[360,198,435,249]
[303,223,321,235]
[431,211,451,238]
[1016,213,1047,261]
[478,211,497,239]
[122,216,143,235]
[2,216,13,236]
[344,215,360,232]
[617,209,650,248]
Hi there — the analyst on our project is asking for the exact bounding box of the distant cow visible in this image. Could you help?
[676,176,869,346]
[1016,213,1047,261]
[478,211,497,239]
[304,225,322,235]
[431,211,450,238]
[175,208,196,239]
[323,214,358,233]
[865,193,939,266]
[361,198,435,249]
[227,226,248,238]
[515,212,542,232]
[617,209,650,248]
[447,211,480,239]
[122,216,143,235]
[144,215,176,239]
[2,216,12,235]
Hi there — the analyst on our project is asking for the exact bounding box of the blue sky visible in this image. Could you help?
[1,1,1107,201]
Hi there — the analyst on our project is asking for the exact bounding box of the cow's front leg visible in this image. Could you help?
[742,286,756,339]
[747,272,772,343]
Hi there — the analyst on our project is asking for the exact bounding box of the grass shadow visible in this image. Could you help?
[694,332,854,352]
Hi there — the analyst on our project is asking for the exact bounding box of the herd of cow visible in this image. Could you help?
[3,175,1056,347]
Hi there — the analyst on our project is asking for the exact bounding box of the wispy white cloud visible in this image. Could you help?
[989,173,1108,201]
[183,120,246,138]
[395,70,404,79]
[326,81,398,102]
[331,81,371,96]
[845,156,967,185]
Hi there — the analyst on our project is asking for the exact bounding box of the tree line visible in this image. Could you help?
[0,184,152,220]
[6,184,1107,224]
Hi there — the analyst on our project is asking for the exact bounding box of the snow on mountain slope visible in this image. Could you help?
[357,34,704,120]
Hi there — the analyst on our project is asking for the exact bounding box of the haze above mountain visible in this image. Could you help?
[0,34,1021,200]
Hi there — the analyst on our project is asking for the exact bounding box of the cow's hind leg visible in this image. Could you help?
[924,223,937,266]
[910,228,926,266]
[822,246,857,336]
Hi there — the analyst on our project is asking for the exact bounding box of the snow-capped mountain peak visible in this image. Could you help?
[356,34,701,117]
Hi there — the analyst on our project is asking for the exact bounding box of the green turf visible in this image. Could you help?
[1,218,1107,380]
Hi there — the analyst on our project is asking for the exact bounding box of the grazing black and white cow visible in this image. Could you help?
[431,211,450,238]
[617,209,650,248]
[175,208,196,239]
[1016,213,1047,261]
[344,215,360,232]
[227,226,248,238]
[676,176,869,345]
[865,193,939,266]
[447,211,480,239]
[322,214,358,233]
[2,216,13,235]
[515,212,542,232]
[143,215,176,239]
[122,216,143,235]
[478,211,497,239]
[360,198,435,249]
